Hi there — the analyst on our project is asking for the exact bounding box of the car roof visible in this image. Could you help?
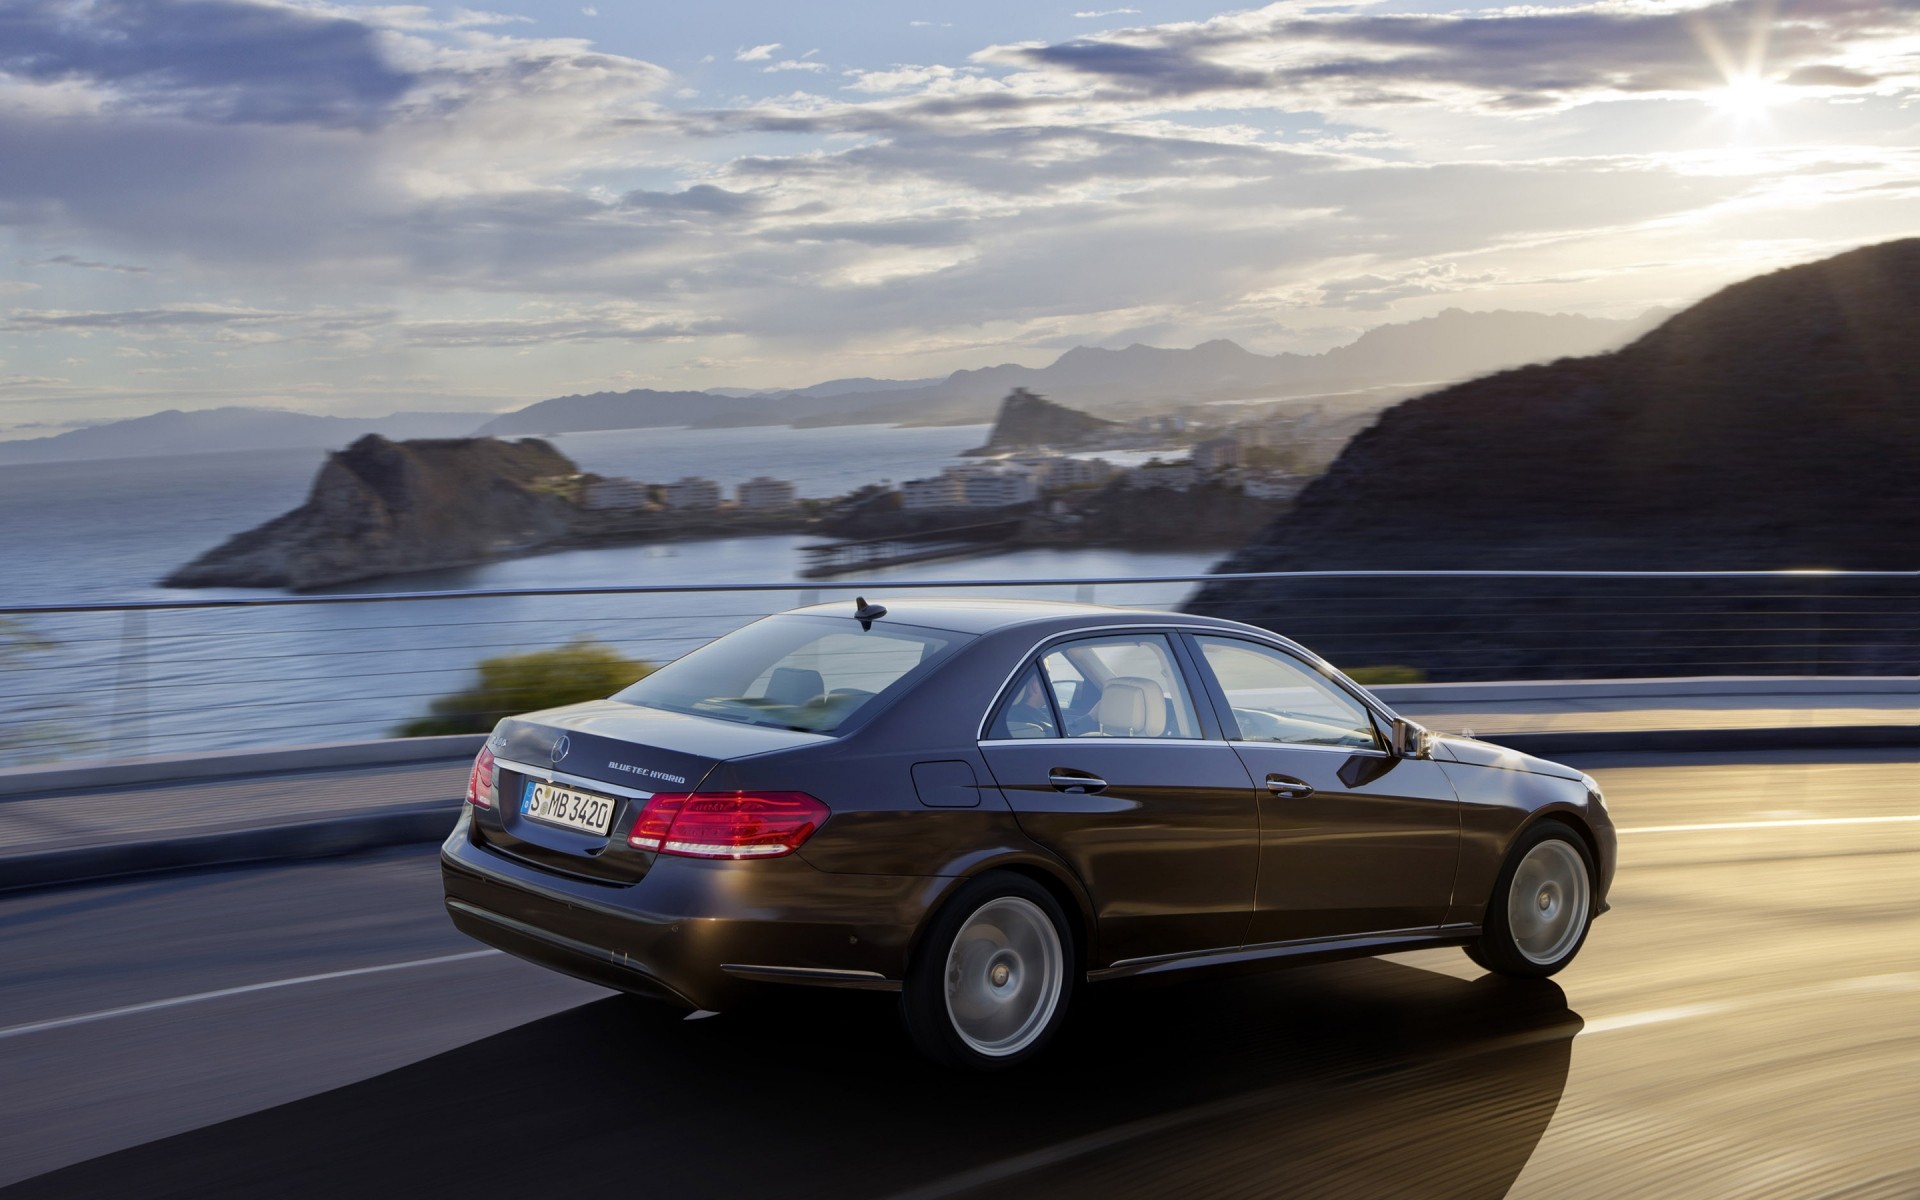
[782,596,1249,636]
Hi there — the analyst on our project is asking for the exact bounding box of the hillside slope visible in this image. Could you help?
[165,436,580,590]
[1188,238,1920,676]
[1216,239,1920,569]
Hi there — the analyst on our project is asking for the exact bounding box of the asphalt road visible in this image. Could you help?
[2,749,1916,1199]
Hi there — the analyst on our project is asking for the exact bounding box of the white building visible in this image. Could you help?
[963,472,1039,508]
[1193,436,1242,473]
[1242,472,1303,501]
[900,475,967,510]
[661,476,723,510]
[736,476,797,510]
[582,477,652,511]
[1125,461,1200,491]
[1036,456,1117,489]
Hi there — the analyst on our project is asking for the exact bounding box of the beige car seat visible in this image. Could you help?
[1094,676,1169,737]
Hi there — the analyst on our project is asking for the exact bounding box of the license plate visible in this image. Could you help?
[520,780,617,837]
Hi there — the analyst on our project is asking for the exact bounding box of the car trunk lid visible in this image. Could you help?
[475,700,828,883]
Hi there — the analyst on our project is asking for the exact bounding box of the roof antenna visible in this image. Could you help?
[854,596,888,630]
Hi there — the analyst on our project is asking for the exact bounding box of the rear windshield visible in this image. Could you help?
[612,615,965,734]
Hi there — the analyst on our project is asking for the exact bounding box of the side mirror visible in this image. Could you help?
[1390,717,1432,759]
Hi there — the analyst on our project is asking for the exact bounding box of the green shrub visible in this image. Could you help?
[398,638,654,737]
[1342,664,1427,685]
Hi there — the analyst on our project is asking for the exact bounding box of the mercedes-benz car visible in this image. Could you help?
[441,597,1614,1070]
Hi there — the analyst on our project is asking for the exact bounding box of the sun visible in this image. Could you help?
[1708,72,1786,121]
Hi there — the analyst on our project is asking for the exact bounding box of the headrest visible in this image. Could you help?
[1096,676,1167,737]
[765,666,826,707]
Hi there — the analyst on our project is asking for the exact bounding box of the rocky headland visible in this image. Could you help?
[962,388,1122,454]
[1187,238,1920,677]
[165,435,584,590]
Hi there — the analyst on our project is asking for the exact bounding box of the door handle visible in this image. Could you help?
[1266,774,1314,798]
[1049,770,1108,794]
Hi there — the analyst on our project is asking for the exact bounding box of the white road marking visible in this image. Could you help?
[1619,814,1920,834]
[0,949,504,1041]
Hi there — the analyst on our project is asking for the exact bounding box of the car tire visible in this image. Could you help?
[900,872,1075,1071]
[1468,820,1596,979]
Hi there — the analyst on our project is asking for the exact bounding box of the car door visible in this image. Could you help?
[977,632,1260,967]
[1182,634,1461,945]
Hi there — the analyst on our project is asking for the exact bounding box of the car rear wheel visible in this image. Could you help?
[1467,820,1595,978]
[901,873,1074,1070]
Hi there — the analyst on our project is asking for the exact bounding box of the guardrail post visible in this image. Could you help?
[108,609,149,758]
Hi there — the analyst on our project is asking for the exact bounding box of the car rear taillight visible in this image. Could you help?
[627,791,828,859]
[466,746,496,808]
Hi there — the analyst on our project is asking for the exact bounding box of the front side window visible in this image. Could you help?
[1194,636,1380,750]
[1037,634,1202,739]
[614,616,963,734]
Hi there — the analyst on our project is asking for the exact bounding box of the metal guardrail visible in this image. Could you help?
[2,570,1916,767]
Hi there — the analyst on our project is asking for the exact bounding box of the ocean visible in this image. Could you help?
[0,423,1219,763]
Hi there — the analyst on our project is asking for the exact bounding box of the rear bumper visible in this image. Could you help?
[439,813,931,1012]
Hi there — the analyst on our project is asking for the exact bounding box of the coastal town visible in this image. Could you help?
[162,389,1370,589]
[575,388,1327,521]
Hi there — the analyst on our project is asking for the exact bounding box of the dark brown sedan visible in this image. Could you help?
[441,598,1615,1069]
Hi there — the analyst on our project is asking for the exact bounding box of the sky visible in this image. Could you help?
[1,0,1916,434]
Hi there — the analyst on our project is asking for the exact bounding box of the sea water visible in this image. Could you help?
[0,423,1219,761]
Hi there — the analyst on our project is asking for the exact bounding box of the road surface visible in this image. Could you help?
[2,749,1916,1198]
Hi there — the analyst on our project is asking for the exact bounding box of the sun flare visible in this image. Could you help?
[1709,72,1786,119]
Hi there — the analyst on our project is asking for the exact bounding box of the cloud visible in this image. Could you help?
[978,0,1920,115]
[1,0,1916,432]
[0,0,416,127]
[1782,64,1880,89]
[0,306,288,331]
[620,184,763,216]
[26,254,149,274]
[1311,263,1504,311]
[1073,9,1141,18]
[399,310,733,348]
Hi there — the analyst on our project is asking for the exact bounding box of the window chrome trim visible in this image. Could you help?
[974,620,1407,745]
[974,622,1217,743]
[492,757,658,801]
[1221,739,1390,756]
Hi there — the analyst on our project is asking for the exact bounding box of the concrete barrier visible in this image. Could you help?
[0,734,487,799]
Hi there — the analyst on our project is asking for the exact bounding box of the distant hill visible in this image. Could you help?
[478,308,1661,437]
[165,435,580,590]
[703,376,942,399]
[6,308,1660,460]
[1188,238,1920,676]
[0,407,493,465]
[965,388,1122,454]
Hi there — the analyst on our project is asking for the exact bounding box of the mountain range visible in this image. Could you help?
[0,407,493,465]
[478,307,1666,438]
[0,307,1665,464]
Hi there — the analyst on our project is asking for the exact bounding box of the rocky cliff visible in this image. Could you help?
[965,388,1120,454]
[1188,238,1920,676]
[165,435,581,590]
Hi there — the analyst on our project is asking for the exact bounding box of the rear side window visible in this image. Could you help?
[1035,634,1202,739]
[988,664,1059,739]
[614,616,964,734]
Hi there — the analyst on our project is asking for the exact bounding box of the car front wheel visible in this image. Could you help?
[901,873,1074,1070]
[1467,820,1596,978]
